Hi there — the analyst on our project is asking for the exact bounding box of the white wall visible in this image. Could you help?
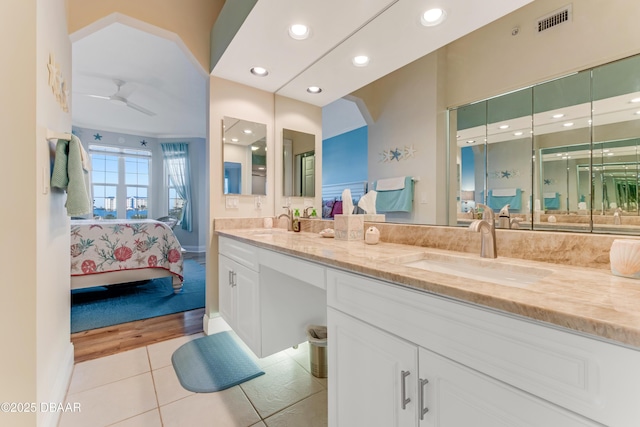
[0,2,39,425]
[0,0,74,426]
[353,50,447,225]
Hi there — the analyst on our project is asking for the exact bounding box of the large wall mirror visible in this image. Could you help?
[450,53,640,234]
[283,128,316,197]
[223,116,267,195]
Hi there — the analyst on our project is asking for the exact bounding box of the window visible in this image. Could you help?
[90,145,151,219]
[168,171,186,219]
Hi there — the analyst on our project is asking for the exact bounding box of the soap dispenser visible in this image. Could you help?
[498,204,511,229]
[292,209,301,232]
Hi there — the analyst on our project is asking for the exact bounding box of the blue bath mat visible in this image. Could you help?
[171,331,264,393]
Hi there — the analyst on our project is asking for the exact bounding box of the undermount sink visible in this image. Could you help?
[392,252,553,288]
[251,228,290,236]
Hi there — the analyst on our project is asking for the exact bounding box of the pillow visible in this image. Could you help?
[331,200,343,216]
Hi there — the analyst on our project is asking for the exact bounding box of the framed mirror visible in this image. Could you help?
[223,116,267,195]
[283,128,316,197]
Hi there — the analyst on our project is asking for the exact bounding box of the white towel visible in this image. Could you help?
[543,192,557,199]
[376,176,406,191]
[492,188,517,197]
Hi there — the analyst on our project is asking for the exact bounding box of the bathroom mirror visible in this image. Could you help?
[283,128,316,197]
[450,52,640,235]
[223,116,267,195]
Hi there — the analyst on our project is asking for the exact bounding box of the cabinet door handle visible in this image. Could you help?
[228,270,233,286]
[232,271,237,287]
[418,378,429,420]
[401,370,411,410]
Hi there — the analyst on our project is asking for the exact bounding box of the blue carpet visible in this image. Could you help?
[172,331,264,393]
[70,260,205,333]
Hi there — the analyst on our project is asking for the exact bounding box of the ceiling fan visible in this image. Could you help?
[84,79,156,116]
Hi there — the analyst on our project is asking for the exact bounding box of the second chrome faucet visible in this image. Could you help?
[469,203,497,258]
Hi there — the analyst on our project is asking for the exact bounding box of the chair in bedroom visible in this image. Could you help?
[156,216,179,230]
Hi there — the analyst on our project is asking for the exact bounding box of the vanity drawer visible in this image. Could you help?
[327,268,640,427]
[218,236,259,271]
[259,248,325,290]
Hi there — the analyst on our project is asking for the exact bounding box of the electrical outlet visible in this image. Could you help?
[255,196,262,210]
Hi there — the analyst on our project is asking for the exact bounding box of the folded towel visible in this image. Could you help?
[374,177,414,212]
[358,190,378,214]
[375,176,406,191]
[487,189,522,210]
[491,188,517,197]
[543,192,558,199]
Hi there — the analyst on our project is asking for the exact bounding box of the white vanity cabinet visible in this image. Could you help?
[327,268,640,427]
[218,238,261,355]
[218,236,327,358]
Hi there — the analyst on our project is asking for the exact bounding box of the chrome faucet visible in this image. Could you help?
[614,207,622,225]
[303,206,314,218]
[469,203,497,258]
[277,206,292,231]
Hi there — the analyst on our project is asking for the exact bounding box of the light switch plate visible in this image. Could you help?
[420,192,428,204]
[226,196,239,209]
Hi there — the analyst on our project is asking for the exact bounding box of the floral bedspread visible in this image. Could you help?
[70,219,184,280]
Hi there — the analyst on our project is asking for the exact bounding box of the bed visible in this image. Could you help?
[70,219,184,293]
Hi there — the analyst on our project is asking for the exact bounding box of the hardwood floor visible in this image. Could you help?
[71,308,205,363]
[71,251,208,363]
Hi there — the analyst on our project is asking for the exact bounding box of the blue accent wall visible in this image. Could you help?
[322,126,368,185]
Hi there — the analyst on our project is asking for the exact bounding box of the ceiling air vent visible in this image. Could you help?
[537,4,572,33]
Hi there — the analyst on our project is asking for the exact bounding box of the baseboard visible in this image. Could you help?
[39,342,75,427]
[182,245,205,253]
[203,313,231,336]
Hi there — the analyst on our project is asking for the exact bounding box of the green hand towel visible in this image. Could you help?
[51,136,92,216]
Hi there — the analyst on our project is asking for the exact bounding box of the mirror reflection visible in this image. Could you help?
[223,116,267,195]
[283,128,316,197]
[451,53,640,235]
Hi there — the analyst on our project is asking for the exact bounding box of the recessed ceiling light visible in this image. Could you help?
[307,86,322,94]
[421,8,446,26]
[499,124,509,129]
[352,55,370,67]
[552,113,564,119]
[258,166,265,170]
[513,131,523,136]
[603,149,610,152]
[289,24,310,40]
[635,111,640,115]
[563,122,574,127]
[250,67,268,77]
[231,138,239,142]
[607,152,614,156]
[243,129,252,134]
[251,146,259,151]
[631,97,640,103]
[466,140,475,144]
[556,153,562,156]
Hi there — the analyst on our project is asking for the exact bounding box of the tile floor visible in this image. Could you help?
[58,332,328,427]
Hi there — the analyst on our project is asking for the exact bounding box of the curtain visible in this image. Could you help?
[161,143,193,232]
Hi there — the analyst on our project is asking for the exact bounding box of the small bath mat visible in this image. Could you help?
[171,331,264,393]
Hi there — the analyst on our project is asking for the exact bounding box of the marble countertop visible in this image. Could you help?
[216,228,640,349]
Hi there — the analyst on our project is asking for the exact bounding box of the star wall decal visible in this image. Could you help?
[140,140,147,146]
[390,148,402,161]
[544,179,551,185]
[379,150,390,162]
[93,133,102,141]
[404,144,416,158]
[501,170,511,178]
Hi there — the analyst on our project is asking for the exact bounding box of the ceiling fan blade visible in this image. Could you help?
[84,94,111,100]
[125,100,156,116]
